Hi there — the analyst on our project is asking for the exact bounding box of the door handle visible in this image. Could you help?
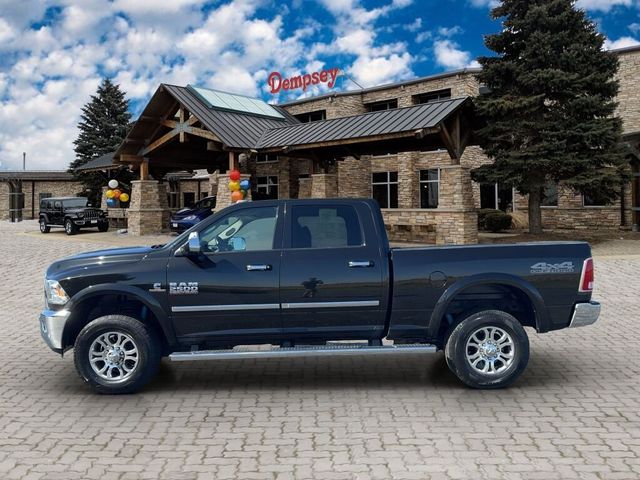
[348,260,374,268]
[246,264,272,271]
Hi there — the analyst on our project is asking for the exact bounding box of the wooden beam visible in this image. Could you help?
[207,141,223,151]
[179,107,186,143]
[141,129,179,156]
[140,159,149,180]
[185,126,221,142]
[120,154,143,164]
[188,115,199,126]
[160,119,178,129]
[228,151,239,171]
[439,123,459,163]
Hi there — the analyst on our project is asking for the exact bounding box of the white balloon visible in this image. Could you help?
[108,179,119,189]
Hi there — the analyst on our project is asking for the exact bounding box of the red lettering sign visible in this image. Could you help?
[267,68,340,94]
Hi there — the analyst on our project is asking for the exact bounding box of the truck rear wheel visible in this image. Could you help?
[73,315,161,394]
[445,310,529,389]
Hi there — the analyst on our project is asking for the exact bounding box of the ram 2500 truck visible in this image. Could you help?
[40,199,600,394]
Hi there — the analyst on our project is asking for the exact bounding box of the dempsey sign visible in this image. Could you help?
[267,67,340,94]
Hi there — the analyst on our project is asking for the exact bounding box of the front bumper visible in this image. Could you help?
[569,301,601,328]
[39,309,71,354]
[74,218,108,226]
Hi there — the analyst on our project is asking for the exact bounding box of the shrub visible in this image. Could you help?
[478,208,502,230]
[484,212,513,233]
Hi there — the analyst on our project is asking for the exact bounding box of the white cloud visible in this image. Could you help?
[433,39,478,69]
[604,36,640,50]
[438,26,463,38]
[468,0,499,7]
[576,0,633,12]
[350,52,413,86]
[629,23,640,35]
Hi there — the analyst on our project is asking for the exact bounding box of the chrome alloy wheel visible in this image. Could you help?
[88,331,139,382]
[465,326,515,375]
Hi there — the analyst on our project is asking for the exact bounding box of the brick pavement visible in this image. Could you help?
[0,220,639,480]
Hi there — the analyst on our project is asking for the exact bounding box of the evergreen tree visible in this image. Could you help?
[472,0,628,234]
[69,78,132,204]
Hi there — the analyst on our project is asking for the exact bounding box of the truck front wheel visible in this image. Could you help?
[73,315,161,394]
[445,310,529,389]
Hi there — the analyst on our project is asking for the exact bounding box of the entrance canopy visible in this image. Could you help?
[115,84,478,177]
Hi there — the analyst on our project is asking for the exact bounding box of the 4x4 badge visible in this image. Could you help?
[149,283,165,292]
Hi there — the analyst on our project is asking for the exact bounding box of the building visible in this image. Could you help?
[2,46,638,241]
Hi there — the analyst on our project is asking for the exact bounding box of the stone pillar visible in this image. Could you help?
[214,173,252,212]
[298,178,312,199]
[100,186,108,210]
[311,174,338,198]
[127,180,170,236]
[435,165,478,244]
[398,152,418,208]
[337,157,371,198]
[0,182,10,220]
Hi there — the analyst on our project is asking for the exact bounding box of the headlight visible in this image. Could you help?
[77,213,84,218]
[45,279,70,306]
[183,215,197,221]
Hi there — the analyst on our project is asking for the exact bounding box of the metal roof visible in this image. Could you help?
[162,85,294,149]
[74,152,118,172]
[0,171,75,181]
[256,97,469,149]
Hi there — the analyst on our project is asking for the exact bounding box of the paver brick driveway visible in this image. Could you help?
[1,221,639,480]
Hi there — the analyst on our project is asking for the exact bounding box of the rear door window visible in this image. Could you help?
[290,205,363,248]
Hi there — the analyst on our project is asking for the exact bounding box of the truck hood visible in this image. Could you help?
[46,246,154,278]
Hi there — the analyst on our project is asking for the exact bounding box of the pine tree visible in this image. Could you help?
[69,78,132,204]
[472,0,628,234]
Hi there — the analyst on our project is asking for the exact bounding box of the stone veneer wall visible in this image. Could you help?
[617,48,640,134]
[0,180,83,220]
[214,173,252,211]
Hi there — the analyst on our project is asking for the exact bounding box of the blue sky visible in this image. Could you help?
[0,0,638,170]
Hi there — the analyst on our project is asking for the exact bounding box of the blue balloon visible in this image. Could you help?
[240,179,250,190]
[106,198,117,207]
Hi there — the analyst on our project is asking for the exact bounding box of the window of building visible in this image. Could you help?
[255,175,278,200]
[291,205,363,248]
[183,192,196,208]
[167,181,179,208]
[413,89,452,105]
[365,99,398,112]
[294,110,326,123]
[541,182,558,207]
[371,171,398,209]
[583,192,610,207]
[480,183,514,211]
[256,153,279,163]
[419,169,440,209]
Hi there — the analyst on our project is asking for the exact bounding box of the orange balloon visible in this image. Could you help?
[113,189,122,199]
[231,190,243,202]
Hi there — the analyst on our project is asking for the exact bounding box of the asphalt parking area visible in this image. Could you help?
[1,220,639,480]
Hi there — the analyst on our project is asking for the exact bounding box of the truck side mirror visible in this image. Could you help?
[175,231,201,257]
[187,232,201,254]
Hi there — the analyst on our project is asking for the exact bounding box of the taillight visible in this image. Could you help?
[579,258,594,293]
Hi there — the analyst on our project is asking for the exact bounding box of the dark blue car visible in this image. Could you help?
[169,196,216,233]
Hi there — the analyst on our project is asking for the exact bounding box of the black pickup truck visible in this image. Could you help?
[40,199,600,394]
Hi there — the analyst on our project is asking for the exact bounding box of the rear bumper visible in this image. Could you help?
[569,301,601,328]
[39,309,70,354]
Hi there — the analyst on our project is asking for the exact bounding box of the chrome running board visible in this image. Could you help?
[169,343,437,361]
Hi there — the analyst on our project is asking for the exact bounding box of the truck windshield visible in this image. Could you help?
[62,198,88,209]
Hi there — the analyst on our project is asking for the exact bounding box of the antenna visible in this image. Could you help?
[23,152,26,170]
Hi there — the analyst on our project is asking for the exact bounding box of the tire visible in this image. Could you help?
[98,222,109,232]
[73,315,161,394]
[39,218,50,233]
[444,310,529,389]
[64,218,77,235]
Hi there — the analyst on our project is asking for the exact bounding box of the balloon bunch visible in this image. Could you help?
[228,170,250,203]
[105,179,129,207]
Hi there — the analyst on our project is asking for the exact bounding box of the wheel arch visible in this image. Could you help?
[62,285,176,353]
[430,273,550,341]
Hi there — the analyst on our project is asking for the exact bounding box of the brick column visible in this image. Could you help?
[311,174,338,198]
[100,186,108,210]
[127,180,170,236]
[214,173,252,212]
[435,166,478,244]
[338,157,370,198]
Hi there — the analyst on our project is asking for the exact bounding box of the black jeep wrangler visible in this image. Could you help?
[39,197,109,235]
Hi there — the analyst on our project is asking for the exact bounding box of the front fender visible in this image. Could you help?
[429,273,550,336]
[63,284,175,348]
